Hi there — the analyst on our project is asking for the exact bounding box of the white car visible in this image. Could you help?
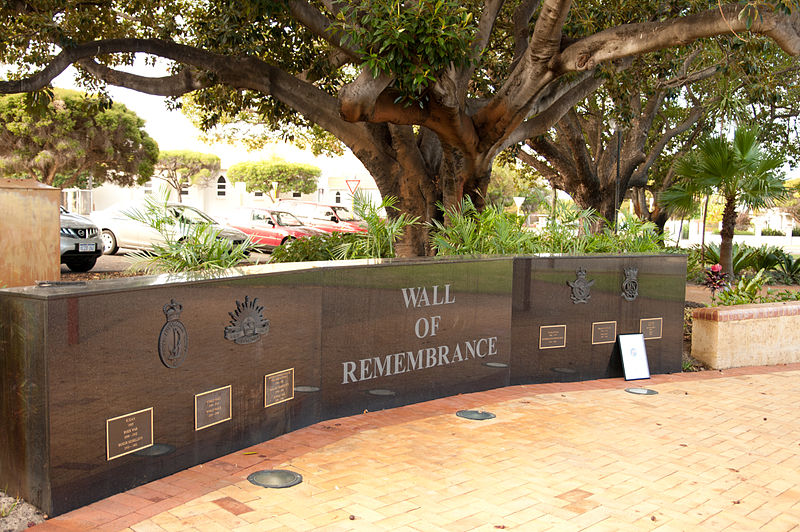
[91,202,249,255]
[60,206,103,272]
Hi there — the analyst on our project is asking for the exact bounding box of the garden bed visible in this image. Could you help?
[692,301,800,369]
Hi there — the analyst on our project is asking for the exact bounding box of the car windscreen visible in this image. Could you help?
[169,206,216,224]
[272,211,303,226]
[332,206,360,221]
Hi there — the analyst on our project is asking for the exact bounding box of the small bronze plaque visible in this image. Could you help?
[195,385,232,431]
[539,325,566,350]
[640,317,663,340]
[106,408,153,461]
[592,321,617,345]
[265,368,295,408]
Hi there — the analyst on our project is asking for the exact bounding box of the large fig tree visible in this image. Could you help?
[2,1,800,254]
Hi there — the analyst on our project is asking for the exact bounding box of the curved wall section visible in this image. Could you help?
[0,254,685,515]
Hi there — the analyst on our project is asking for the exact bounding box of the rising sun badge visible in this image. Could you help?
[224,296,270,345]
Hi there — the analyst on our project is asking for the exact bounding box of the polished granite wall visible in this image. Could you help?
[0,255,685,515]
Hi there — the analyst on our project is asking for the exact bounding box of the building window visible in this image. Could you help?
[254,190,263,197]
[292,191,301,198]
[335,191,341,204]
[180,182,189,196]
[144,181,153,195]
[217,176,226,197]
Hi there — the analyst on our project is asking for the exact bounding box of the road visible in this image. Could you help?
[60,249,272,275]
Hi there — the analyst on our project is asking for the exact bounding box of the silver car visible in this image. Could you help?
[91,202,249,255]
[60,206,103,272]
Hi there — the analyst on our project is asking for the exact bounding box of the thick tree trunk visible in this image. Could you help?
[719,196,738,278]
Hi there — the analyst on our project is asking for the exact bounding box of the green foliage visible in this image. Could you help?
[760,227,785,236]
[271,192,417,262]
[226,159,320,195]
[429,198,664,256]
[714,269,768,305]
[333,0,475,105]
[124,190,254,273]
[269,232,361,263]
[333,192,418,259]
[0,89,158,187]
[774,253,800,284]
[430,197,536,255]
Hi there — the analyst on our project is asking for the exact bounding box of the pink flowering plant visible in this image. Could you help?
[702,263,729,302]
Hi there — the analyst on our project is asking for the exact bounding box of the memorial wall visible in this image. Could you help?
[0,254,686,515]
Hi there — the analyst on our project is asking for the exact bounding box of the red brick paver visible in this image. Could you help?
[35,364,800,531]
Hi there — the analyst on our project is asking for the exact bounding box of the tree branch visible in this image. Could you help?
[500,72,604,149]
[629,106,704,187]
[554,5,800,74]
[77,60,212,96]
[510,0,544,71]
[457,0,505,87]
[287,0,360,60]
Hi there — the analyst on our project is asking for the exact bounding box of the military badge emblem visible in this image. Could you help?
[158,299,188,368]
[567,267,594,304]
[621,267,639,301]
[224,296,270,344]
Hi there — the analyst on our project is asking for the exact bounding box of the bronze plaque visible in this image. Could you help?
[591,321,617,345]
[539,325,566,350]
[265,368,295,407]
[106,407,153,460]
[195,385,232,431]
[640,317,663,340]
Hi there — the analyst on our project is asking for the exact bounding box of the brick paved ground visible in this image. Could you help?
[34,364,800,531]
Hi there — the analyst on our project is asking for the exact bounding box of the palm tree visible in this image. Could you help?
[660,126,787,277]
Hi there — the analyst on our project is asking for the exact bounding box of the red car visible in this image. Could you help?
[228,208,326,251]
[274,200,367,234]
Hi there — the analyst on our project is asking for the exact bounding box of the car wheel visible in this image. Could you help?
[65,256,98,273]
[281,237,297,247]
[101,230,119,255]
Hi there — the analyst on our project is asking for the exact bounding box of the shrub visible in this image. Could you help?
[124,192,254,273]
[774,253,800,284]
[269,232,361,263]
[761,227,785,236]
[333,192,419,259]
[271,193,418,262]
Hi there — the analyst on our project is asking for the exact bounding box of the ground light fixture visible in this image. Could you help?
[456,410,496,420]
[247,470,303,488]
[367,389,396,396]
[625,387,658,395]
[134,443,176,457]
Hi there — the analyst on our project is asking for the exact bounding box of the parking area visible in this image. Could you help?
[60,250,272,277]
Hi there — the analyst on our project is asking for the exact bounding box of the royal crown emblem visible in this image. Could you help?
[158,299,188,368]
[224,296,270,344]
[621,267,639,301]
[567,267,594,304]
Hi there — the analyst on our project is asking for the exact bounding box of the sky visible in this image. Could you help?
[51,64,370,179]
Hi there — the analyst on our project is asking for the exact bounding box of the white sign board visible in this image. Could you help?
[619,333,650,381]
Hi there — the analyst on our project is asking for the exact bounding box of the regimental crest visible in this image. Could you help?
[621,267,639,302]
[224,296,270,345]
[568,267,594,304]
[158,299,188,368]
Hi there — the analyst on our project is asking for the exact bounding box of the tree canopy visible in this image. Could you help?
[2,1,800,254]
[154,150,221,202]
[0,88,158,187]
[226,159,320,196]
[661,126,787,275]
